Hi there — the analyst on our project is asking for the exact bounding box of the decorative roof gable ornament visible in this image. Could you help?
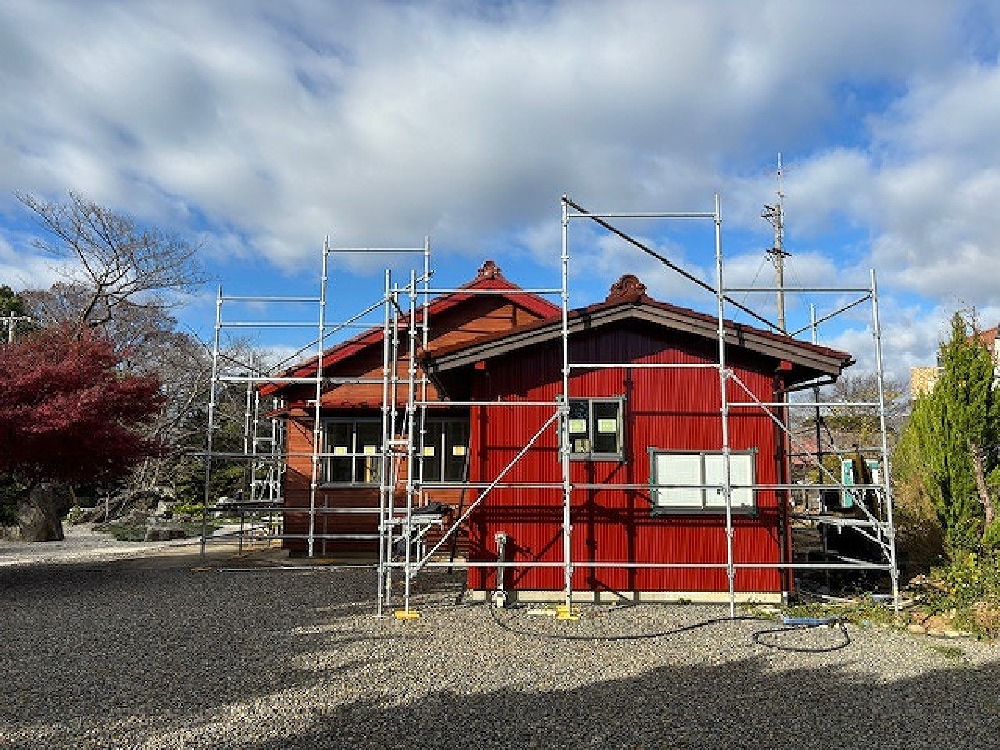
[606,274,647,302]
[477,259,502,279]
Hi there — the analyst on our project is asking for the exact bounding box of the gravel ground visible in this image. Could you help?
[2,535,1000,750]
[0,523,240,568]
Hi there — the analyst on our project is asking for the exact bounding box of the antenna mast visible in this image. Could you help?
[762,154,788,332]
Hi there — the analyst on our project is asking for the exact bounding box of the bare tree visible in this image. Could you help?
[16,191,206,329]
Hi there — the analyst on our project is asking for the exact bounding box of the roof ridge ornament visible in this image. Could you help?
[606,274,646,302]
[477,259,502,279]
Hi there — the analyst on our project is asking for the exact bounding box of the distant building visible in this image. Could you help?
[909,325,1000,397]
[909,366,940,398]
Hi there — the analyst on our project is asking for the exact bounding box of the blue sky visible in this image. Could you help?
[2,0,1000,382]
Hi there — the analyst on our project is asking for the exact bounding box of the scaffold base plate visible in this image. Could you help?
[555,604,581,621]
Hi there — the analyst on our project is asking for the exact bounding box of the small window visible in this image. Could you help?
[568,398,624,460]
[649,449,756,513]
[324,419,382,485]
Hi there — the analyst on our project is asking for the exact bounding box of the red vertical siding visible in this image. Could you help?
[467,326,786,594]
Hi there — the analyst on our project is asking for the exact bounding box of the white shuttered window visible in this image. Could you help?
[649,450,756,512]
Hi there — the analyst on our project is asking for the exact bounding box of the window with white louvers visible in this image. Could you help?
[649,449,756,513]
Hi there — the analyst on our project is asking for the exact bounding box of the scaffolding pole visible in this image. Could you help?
[377,269,392,618]
[306,240,330,558]
[560,196,574,609]
[871,269,901,610]
[712,194,738,618]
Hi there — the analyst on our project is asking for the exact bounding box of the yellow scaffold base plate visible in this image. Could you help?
[555,604,581,621]
[394,609,421,620]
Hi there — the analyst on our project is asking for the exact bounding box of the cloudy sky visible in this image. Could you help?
[2,0,1000,381]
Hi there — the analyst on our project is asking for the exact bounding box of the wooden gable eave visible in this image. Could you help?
[424,298,854,383]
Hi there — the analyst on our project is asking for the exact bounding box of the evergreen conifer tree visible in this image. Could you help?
[899,313,998,549]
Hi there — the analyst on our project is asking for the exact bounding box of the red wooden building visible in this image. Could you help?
[265,260,853,603]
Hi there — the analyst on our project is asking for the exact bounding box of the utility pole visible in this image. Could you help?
[1,314,32,344]
[763,155,791,598]
[762,154,788,333]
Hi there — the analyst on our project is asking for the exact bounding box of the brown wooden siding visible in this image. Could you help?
[281,294,552,556]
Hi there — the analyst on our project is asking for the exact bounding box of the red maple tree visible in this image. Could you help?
[0,324,164,490]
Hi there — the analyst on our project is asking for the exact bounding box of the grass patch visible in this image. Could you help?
[929,644,965,661]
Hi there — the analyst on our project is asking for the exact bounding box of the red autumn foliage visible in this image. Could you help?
[0,324,164,487]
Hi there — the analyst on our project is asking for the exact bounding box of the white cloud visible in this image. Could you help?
[0,1,970,258]
[859,63,1000,305]
[1,0,998,377]
[0,234,72,291]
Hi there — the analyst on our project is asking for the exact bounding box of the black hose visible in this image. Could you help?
[750,619,851,652]
[487,601,851,653]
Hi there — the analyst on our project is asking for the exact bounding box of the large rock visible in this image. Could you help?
[17,484,71,542]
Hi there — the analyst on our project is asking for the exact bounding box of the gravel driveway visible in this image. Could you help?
[2,534,999,750]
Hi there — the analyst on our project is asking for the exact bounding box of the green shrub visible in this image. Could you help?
[929,550,1000,608]
[981,519,1000,552]
[913,549,1000,638]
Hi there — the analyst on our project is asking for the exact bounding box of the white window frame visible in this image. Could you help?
[648,448,757,514]
[567,397,625,461]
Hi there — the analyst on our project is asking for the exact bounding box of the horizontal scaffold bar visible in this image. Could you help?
[221,322,333,328]
[729,401,882,408]
[223,322,387,330]
[280,533,381,540]
[723,286,872,294]
[791,514,892,528]
[384,560,893,570]
[566,211,716,219]
[415,400,561,408]
[216,376,384,384]
[328,247,426,253]
[206,507,376,516]
[789,446,884,456]
[213,560,892,573]
[220,295,322,302]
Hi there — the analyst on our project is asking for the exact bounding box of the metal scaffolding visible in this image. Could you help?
[199,239,431,566]
[201,194,899,619]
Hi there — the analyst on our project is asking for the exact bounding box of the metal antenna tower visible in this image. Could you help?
[762,154,788,333]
